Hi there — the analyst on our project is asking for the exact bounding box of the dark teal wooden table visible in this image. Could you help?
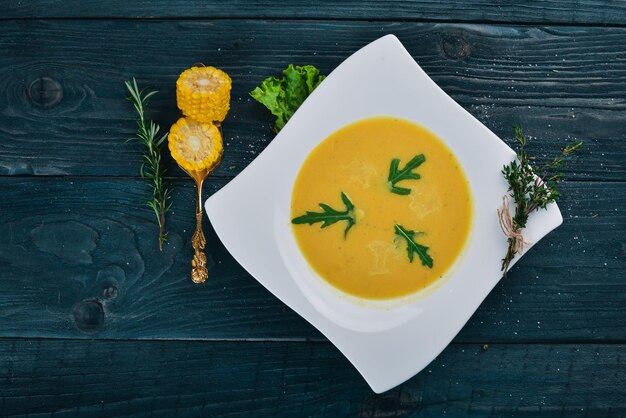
[1,2,625,416]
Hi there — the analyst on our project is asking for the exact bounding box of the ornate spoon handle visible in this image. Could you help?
[191,178,208,283]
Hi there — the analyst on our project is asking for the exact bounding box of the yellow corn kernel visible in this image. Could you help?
[168,117,223,173]
[176,66,231,123]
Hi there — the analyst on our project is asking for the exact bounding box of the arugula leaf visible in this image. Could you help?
[387,154,426,195]
[292,192,356,238]
[250,64,325,132]
[394,224,433,268]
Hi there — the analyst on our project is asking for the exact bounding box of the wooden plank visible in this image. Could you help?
[1,339,624,416]
[4,0,626,24]
[0,178,623,341]
[0,21,623,180]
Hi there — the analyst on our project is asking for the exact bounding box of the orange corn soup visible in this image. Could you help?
[290,117,473,300]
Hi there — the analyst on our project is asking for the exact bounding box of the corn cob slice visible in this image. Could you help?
[176,66,231,123]
[168,117,223,173]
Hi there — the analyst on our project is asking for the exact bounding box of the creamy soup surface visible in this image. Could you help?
[291,117,473,300]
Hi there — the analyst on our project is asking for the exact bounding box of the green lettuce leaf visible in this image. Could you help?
[250,64,325,132]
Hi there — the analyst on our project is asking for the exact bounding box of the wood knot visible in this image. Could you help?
[28,77,63,108]
[96,267,123,300]
[442,35,471,60]
[73,300,104,332]
[102,285,118,299]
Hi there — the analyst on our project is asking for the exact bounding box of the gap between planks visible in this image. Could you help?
[2,16,626,29]
[1,336,625,345]
[0,175,619,183]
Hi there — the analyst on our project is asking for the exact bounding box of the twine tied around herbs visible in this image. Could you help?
[497,195,530,255]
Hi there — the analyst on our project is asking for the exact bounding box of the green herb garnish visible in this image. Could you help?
[125,78,172,251]
[292,192,356,238]
[394,224,433,268]
[500,125,582,274]
[387,154,426,195]
[250,64,325,133]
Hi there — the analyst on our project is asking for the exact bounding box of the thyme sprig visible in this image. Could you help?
[125,78,172,251]
[500,125,582,274]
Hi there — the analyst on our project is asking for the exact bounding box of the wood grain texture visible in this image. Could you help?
[0,177,314,340]
[3,0,626,24]
[1,339,624,417]
[0,20,623,180]
[0,178,623,341]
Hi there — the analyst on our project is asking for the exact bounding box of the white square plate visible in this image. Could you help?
[205,35,562,393]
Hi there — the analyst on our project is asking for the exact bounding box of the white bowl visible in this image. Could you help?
[205,34,562,393]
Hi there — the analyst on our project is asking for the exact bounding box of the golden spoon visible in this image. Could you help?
[171,65,231,283]
[168,117,223,283]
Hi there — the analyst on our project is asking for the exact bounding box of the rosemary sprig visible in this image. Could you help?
[291,192,356,238]
[125,78,172,251]
[387,154,426,195]
[500,125,582,274]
